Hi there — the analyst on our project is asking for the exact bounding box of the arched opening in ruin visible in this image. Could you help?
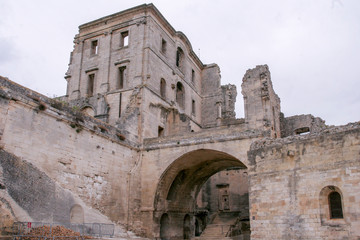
[70,204,84,224]
[160,213,170,240]
[183,214,191,239]
[81,106,95,117]
[154,149,249,239]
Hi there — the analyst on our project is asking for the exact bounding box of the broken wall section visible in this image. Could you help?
[221,84,237,119]
[241,65,281,138]
[281,114,326,137]
[201,64,222,127]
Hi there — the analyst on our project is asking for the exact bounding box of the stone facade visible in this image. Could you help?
[0,3,359,240]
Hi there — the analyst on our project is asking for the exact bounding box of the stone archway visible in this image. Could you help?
[153,149,248,239]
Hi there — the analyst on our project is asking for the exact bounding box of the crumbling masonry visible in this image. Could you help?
[0,4,359,240]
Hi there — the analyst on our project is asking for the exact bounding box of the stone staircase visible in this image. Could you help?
[192,212,241,240]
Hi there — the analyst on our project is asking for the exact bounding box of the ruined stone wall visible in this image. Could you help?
[282,114,326,137]
[242,65,281,138]
[248,123,360,240]
[0,77,139,225]
[201,64,222,127]
[221,84,237,119]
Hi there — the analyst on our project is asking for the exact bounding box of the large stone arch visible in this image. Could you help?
[153,149,247,239]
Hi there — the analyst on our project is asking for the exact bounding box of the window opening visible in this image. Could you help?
[191,69,195,83]
[161,38,167,53]
[121,31,129,47]
[329,191,343,219]
[176,82,185,109]
[158,126,164,137]
[87,74,95,97]
[160,78,166,98]
[192,99,196,116]
[294,127,310,135]
[176,47,184,69]
[117,66,126,89]
[91,40,98,55]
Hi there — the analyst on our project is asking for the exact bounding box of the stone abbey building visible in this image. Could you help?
[1,4,360,240]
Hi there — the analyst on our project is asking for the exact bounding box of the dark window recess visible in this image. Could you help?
[294,127,310,135]
[160,78,166,98]
[191,69,195,83]
[176,47,184,68]
[176,82,185,108]
[87,74,95,97]
[329,191,344,219]
[158,126,164,137]
[121,31,129,47]
[192,99,196,116]
[117,66,126,89]
[91,40,98,55]
[161,38,167,53]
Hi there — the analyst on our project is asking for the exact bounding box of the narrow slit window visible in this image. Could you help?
[176,47,184,69]
[91,40,98,55]
[117,66,126,89]
[192,99,196,116]
[329,191,344,219]
[160,78,166,98]
[118,93,122,118]
[158,126,164,137]
[161,38,167,53]
[191,69,195,83]
[87,74,95,97]
[121,31,129,47]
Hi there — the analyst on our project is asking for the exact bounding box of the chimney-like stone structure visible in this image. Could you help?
[241,65,281,138]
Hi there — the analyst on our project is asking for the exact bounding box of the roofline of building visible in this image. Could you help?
[78,4,204,68]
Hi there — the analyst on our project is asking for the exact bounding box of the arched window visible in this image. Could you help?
[329,191,343,219]
[160,78,166,98]
[160,213,170,240]
[176,82,185,109]
[319,186,345,225]
[183,214,191,239]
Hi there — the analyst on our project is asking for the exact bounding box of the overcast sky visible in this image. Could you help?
[0,0,359,126]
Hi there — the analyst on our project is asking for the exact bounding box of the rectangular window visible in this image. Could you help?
[158,126,164,137]
[121,31,129,47]
[191,69,195,83]
[117,66,126,89]
[91,40,98,55]
[87,74,95,97]
[161,38,167,53]
[192,99,196,116]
